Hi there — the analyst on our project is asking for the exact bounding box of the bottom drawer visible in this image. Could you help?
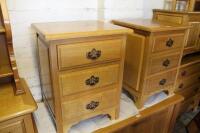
[0,120,25,133]
[179,98,194,115]
[178,88,200,115]
[62,87,118,120]
[144,70,177,94]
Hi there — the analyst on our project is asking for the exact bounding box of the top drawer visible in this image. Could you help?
[57,39,122,70]
[152,34,184,53]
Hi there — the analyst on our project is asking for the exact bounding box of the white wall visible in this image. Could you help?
[143,0,165,18]
[7,0,98,101]
[6,0,163,101]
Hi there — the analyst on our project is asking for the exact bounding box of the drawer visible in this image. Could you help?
[59,64,119,96]
[144,70,177,94]
[0,120,25,133]
[178,63,200,80]
[179,97,194,114]
[148,53,180,75]
[177,84,200,99]
[176,73,200,91]
[152,34,184,53]
[62,88,117,119]
[57,39,122,70]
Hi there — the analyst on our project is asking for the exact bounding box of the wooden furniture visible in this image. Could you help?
[0,0,25,95]
[0,79,37,133]
[153,9,200,55]
[164,0,200,11]
[95,94,184,133]
[33,21,131,133]
[112,19,188,108]
[176,52,200,115]
[153,9,200,116]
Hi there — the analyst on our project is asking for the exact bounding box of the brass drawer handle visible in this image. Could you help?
[181,71,187,77]
[85,76,99,86]
[163,59,170,67]
[87,48,101,60]
[159,79,167,86]
[166,38,174,47]
[86,101,99,110]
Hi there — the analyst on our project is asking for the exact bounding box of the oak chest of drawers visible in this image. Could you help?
[112,19,189,108]
[33,21,131,133]
[176,52,200,115]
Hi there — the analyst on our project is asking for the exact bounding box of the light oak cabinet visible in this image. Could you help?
[153,9,200,117]
[112,19,188,108]
[33,21,131,133]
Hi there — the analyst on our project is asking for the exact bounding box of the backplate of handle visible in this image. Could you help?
[86,101,99,110]
[159,79,167,86]
[163,59,170,67]
[85,76,99,86]
[87,48,101,60]
[166,38,174,47]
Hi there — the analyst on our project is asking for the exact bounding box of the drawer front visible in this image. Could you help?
[0,120,25,133]
[57,39,122,70]
[62,88,117,119]
[176,73,200,91]
[179,97,194,114]
[144,70,177,94]
[59,64,119,96]
[148,53,180,75]
[152,34,184,53]
[178,63,200,80]
[177,84,200,99]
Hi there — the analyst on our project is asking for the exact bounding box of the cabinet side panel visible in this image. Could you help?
[123,34,145,91]
[38,38,55,115]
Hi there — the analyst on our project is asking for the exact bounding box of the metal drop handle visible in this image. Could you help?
[159,79,167,86]
[86,101,99,110]
[85,76,99,86]
[87,48,101,60]
[166,38,174,47]
[163,59,170,67]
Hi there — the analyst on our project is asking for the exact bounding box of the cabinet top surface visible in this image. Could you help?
[112,18,189,32]
[32,20,132,40]
[0,79,37,122]
[153,9,200,15]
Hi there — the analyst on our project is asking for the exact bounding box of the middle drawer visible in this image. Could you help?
[148,52,180,75]
[59,64,119,96]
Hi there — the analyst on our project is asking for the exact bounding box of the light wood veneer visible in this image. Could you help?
[112,19,188,108]
[33,21,131,133]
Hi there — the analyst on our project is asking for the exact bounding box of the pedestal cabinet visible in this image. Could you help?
[33,21,131,133]
[153,9,200,116]
[112,19,189,108]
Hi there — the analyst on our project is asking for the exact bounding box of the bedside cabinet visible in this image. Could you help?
[33,21,131,133]
[112,19,189,108]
